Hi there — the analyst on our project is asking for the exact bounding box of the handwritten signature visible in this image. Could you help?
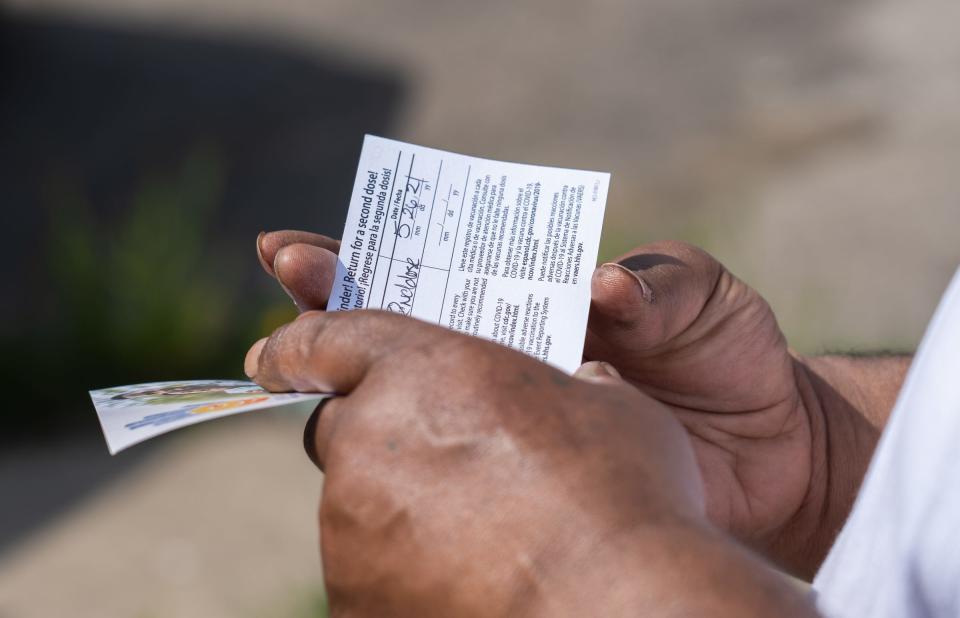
[386,257,421,315]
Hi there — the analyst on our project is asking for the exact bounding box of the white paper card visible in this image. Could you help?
[328,135,610,373]
[91,380,326,454]
[92,136,610,454]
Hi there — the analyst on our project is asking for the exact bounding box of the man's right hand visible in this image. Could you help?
[245,309,816,617]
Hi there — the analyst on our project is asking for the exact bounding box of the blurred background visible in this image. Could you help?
[0,0,957,615]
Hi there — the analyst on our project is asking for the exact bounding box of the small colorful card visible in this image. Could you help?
[91,380,326,454]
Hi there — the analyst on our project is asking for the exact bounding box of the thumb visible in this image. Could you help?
[587,241,722,355]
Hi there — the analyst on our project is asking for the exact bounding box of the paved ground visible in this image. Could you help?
[2,0,957,615]
[0,413,325,618]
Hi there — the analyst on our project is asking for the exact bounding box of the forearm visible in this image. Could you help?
[536,517,817,617]
[784,353,910,577]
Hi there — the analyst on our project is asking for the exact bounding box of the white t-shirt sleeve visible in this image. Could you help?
[813,268,960,617]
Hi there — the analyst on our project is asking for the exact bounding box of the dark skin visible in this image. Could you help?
[585,244,910,576]
[249,230,909,613]
[245,309,815,616]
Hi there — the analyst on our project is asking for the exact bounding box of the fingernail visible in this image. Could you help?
[273,249,304,312]
[245,337,268,379]
[574,360,622,382]
[256,231,273,275]
[597,262,654,302]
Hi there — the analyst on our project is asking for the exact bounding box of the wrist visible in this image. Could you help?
[778,353,909,578]
[802,354,910,431]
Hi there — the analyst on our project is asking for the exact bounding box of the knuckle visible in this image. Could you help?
[287,314,325,368]
[261,311,332,388]
[300,314,331,362]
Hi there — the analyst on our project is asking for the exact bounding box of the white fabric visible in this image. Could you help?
[814,268,960,617]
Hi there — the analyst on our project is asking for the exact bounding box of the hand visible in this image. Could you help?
[254,231,882,577]
[244,311,814,616]
[585,242,880,577]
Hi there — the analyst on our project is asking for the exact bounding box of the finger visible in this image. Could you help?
[257,230,340,277]
[273,243,339,311]
[243,315,317,376]
[245,310,425,394]
[573,360,624,385]
[587,241,722,354]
